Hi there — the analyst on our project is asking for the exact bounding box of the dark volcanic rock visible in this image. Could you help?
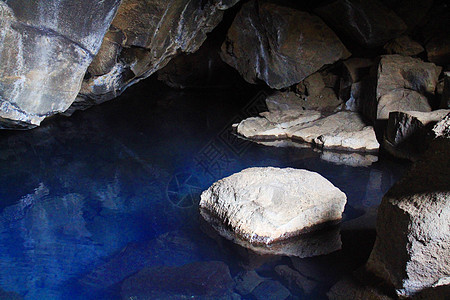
[366,138,450,297]
[220,0,350,89]
[426,36,450,66]
[79,0,239,104]
[363,55,441,121]
[380,0,434,31]
[315,0,407,48]
[0,0,121,128]
[121,261,235,300]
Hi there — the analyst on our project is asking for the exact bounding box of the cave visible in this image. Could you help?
[0,0,449,299]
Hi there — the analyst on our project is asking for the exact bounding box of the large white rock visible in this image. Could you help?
[199,167,347,246]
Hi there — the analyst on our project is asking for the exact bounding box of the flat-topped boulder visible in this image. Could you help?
[237,111,379,152]
[199,167,347,247]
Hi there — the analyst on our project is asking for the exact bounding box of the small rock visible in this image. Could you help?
[377,89,432,120]
[366,138,450,297]
[251,280,290,300]
[315,0,407,48]
[426,35,450,66]
[304,73,326,96]
[339,58,373,108]
[121,261,235,300]
[265,92,305,112]
[383,35,424,56]
[199,167,347,245]
[221,0,350,89]
[234,271,266,295]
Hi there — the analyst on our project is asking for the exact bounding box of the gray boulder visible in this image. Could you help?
[0,0,121,128]
[220,0,350,89]
[199,167,346,247]
[363,55,441,121]
[366,138,450,297]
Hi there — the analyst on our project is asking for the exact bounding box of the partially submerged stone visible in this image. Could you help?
[237,111,379,152]
[220,0,350,89]
[199,167,347,246]
[366,138,450,297]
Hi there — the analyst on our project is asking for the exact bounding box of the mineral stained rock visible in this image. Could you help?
[366,138,450,297]
[0,0,121,128]
[363,55,441,121]
[315,0,407,48]
[220,0,350,89]
[79,0,240,104]
[199,167,347,245]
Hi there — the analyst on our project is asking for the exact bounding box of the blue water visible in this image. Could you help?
[0,82,408,299]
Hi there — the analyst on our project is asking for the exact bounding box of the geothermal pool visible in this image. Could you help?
[0,83,408,299]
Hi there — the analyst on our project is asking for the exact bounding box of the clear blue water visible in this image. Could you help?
[0,82,408,299]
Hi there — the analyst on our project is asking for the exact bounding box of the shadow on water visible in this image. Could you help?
[0,81,409,299]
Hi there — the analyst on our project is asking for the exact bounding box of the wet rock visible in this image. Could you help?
[220,0,350,89]
[0,0,121,128]
[251,280,290,300]
[320,151,378,167]
[199,167,347,245]
[234,270,266,295]
[384,110,450,160]
[121,261,235,300]
[80,0,239,104]
[274,264,318,295]
[363,55,441,121]
[433,112,450,138]
[366,138,450,297]
[383,35,424,56]
[315,0,407,48]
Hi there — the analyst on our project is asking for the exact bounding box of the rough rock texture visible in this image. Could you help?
[302,72,342,111]
[77,0,240,105]
[383,35,424,56]
[384,110,450,160]
[315,0,407,48]
[199,167,347,245]
[265,92,305,112]
[339,58,374,110]
[251,280,290,300]
[220,0,350,89]
[433,113,450,138]
[426,36,450,66]
[363,55,441,121]
[381,0,434,31]
[366,138,450,297]
[237,111,379,152]
[441,72,450,109]
[121,261,235,299]
[0,0,121,128]
[327,277,393,300]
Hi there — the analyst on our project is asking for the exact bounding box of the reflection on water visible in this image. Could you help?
[0,82,408,299]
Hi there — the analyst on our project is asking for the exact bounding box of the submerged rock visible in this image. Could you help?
[315,0,407,48]
[199,167,347,246]
[366,138,450,297]
[251,280,290,300]
[0,0,121,128]
[121,261,235,300]
[363,55,441,121]
[220,0,350,89]
[384,110,450,160]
